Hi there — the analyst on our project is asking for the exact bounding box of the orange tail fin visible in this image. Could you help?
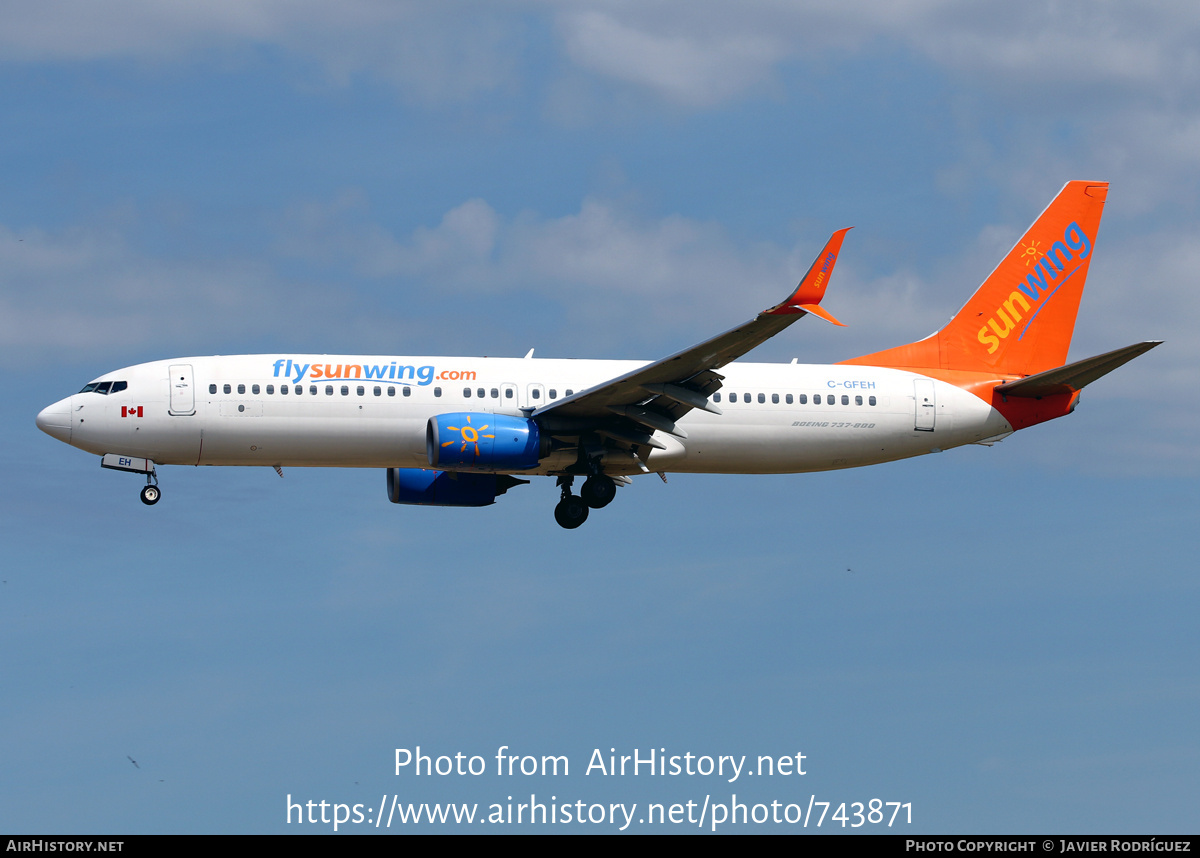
[841,181,1108,376]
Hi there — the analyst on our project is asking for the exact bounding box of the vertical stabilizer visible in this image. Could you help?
[841,181,1108,376]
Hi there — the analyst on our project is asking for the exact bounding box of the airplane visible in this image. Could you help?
[36,180,1159,528]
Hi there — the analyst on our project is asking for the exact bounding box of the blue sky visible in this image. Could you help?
[4,1,1198,833]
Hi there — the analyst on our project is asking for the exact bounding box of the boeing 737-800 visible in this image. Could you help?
[36,181,1159,528]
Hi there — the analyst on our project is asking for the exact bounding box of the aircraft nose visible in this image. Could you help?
[36,397,72,443]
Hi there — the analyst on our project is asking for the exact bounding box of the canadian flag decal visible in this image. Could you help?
[121,406,144,417]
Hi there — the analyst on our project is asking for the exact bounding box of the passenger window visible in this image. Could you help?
[714,392,722,402]
[478,388,485,399]
[374,386,381,396]
[340,385,348,396]
[238,384,246,394]
[532,389,541,400]
[565,389,573,396]
[403,387,411,397]
[786,394,793,404]
[490,388,499,399]
[310,385,317,395]
[742,393,750,403]
[223,384,232,394]
[855,395,862,405]
[757,393,765,404]
[549,389,557,399]
[252,384,260,394]
[266,385,274,394]
[504,388,513,399]
[869,396,877,406]
[814,394,821,404]
[799,394,808,404]
[772,393,779,404]
[841,395,849,405]
[356,386,364,396]
[280,385,288,395]
[298,385,305,395]
[209,384,217,394]
[385,387,393,397]
[435,387,442,397]
[463,387,472,397]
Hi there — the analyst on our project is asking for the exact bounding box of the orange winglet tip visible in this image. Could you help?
[766,227,852,315]
[796,304,847,326]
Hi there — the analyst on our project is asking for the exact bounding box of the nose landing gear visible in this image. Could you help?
[100,454,161,506]
[139,469,161,505]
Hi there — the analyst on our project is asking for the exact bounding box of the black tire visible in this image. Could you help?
[581,475,617,509]
[554,495,589,529]
[140,485,160,506]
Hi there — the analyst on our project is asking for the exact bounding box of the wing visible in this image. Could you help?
[533,228,851,468]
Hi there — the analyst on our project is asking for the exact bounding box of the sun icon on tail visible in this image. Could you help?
[1019,239,1043,266]
[442,415,494,458]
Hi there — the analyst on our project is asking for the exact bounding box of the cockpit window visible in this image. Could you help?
[79,380,126,394]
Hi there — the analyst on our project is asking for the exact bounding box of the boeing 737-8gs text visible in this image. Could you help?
[37,181,1159,528]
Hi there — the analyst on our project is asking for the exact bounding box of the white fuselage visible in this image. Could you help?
[39,354,1014,476]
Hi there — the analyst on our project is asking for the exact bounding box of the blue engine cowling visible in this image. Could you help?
[386,468,526,506]
[426,412,542,471]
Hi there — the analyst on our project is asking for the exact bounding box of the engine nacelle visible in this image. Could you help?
[426,412,543,471]
[386,468,526,506]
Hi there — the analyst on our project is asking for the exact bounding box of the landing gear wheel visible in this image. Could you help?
[554,495,589,529]
[140,485,160,506]
[581,475,617,509]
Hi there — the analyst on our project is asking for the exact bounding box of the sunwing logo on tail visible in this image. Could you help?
[977,221,1092,355]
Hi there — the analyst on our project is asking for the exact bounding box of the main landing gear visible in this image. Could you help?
[553,474,617,529]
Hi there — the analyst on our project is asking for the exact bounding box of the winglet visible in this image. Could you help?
[796,303,847,327]
[765,227,852,324]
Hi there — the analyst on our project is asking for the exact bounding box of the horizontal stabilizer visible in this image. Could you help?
[995,341,1162,398]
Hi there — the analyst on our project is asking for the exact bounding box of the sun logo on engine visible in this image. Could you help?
[1018,239,1043,266]
[442,415,494,458]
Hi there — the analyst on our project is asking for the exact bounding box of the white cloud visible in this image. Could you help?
[557,9,788,107]
[10,2,1198,107]
[0,219,309,366]
[276,193,799,347]
[0,1,522,103]
[549,1,1200,103]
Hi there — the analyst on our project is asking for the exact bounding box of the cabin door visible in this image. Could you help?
[168,364,196,416]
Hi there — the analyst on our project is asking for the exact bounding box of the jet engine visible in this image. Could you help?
[426,412,545,471]
[386,468,527,506]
